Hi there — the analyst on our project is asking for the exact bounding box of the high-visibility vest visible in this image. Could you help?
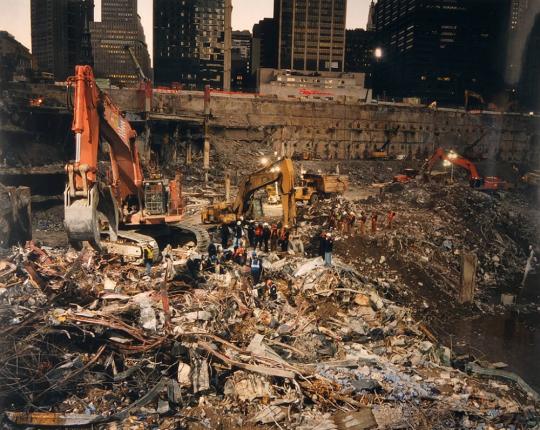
[251,258,261,269]
[144,247,154,260]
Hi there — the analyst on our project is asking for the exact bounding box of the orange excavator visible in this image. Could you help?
[423,148,510,191]
[64,65,184,257]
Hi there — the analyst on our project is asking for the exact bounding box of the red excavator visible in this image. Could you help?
[64,65,184,257]
[423,148,510,191]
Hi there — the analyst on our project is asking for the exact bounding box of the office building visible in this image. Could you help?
[519,12,540,110]
[154,0,232,90]
[231,30,252,90]
[252,18,278,76]
[506,0,538,86]
[31,0,94,81]
[274,0,347,72]
[373,0,510,106]
[510,0,529,30]
[0,32,33,82]
[345,29,375,74]
[90,0,151,88]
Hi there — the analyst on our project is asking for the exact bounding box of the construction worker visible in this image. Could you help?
[143,244,154,276]
[220,222,230,248]
[318,230,326,257]
[279,225,289,252]
[348,211,357,235]
[234,221,243,247]
[247,221,256,248]
[342,212,348,234]
[233,245,246,265]
[323,233,334,266]
[359,212,367,235]
[270,223,279,251]
[208,240,218,259]
[386,211,396,229]
[328,211,336,229]
[371,212,378,234]
[255,223,264,249]
[262,223,271,252]
[250,251,263,284]
[266,279,278,300]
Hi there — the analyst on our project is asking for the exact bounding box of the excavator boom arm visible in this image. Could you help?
[65,65,144,250]
[67,65,142,203]
[233,158,296,225]
[425,148,481,179]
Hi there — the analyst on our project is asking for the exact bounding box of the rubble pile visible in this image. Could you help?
[301,182,540,311]
[1,239,538,429]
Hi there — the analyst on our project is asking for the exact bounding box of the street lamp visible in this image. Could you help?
[447,151,458,183]
[374,47,383,59]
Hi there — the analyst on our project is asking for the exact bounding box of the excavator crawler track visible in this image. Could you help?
[174,214,211,253]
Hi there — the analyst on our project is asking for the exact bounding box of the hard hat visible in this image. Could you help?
[327,233,332,237]
[264,222,269,226]
[237,221,241,225]
[343,211,347,215]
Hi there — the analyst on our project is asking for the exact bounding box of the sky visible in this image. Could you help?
[0,0,370,61]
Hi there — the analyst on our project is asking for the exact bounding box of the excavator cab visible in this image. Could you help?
[143,180,167,216]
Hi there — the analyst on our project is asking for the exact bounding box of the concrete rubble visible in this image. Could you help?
[1,191,539,428]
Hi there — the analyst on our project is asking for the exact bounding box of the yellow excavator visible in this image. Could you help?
[201,157,297,225]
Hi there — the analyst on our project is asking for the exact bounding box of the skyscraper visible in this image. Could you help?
[373,0,510,106]
[518,10,540,109]
[510,0,529,30]
[31,0,94,81]
[90,0,151,88]
[274,0,347,72]
[153,0,231,90]
[252,18,278,76]
[231,30,252,90]
[345,2,375,78]
[345,29,374,74]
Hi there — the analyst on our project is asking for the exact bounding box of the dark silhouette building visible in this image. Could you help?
[154,0,228,89]
[519,12,540,110]
[231,30,252,91]
[0,32,33,82]
[90,0,150,88]
[252,18,277,76]
[274,0,347,71]
[373,0,510,106]
[31,0,94,81]
[345,29,375,74]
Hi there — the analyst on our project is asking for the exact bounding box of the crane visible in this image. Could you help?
[201,158,297,226]
[64,65,183,255]
[423,148,509,191]
[124,45,152,112]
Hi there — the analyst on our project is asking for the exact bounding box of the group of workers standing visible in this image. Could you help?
[328,206,397,236]
[220,219,291,253]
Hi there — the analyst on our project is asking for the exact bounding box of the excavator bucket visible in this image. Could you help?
[64,185,102,251]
